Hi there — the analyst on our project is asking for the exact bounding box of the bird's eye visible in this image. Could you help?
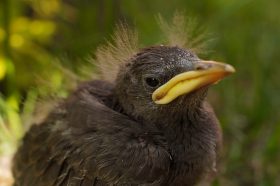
[145,77,160,87]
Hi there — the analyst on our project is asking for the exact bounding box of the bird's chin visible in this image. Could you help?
[165,86,209,108]
[143,87,209,127]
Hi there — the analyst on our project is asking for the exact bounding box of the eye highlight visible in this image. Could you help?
[145,77,160,88]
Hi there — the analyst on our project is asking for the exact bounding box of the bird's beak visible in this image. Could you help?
[152,60,235,104]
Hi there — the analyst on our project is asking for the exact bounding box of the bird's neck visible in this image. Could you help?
[158,103,205,140]
[161,102,217,169]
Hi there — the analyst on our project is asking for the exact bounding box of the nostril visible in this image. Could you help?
[195,66,205,70]
[195,64,205,70]
[194,63,211,71]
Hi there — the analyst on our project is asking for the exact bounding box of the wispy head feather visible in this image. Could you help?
[93,13,210,82]
[158,11,210,54]
[94,23,139,82]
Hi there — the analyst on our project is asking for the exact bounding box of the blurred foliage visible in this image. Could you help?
[0,0,280,185]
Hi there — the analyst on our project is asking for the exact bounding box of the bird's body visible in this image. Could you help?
[13,23,234,185]
[13,79,220,186]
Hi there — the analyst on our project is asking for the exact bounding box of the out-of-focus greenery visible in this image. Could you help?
[0,0,279,185]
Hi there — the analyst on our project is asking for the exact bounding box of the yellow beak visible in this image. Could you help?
[152,60,235,104]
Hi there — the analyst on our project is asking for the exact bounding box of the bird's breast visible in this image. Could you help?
[163,121,217,185]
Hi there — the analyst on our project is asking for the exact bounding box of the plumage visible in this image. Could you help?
[13,15,234,186]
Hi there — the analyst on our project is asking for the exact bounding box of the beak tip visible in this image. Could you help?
[225,64,236,73]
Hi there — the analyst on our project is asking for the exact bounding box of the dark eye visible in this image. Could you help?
[145,77,160,87]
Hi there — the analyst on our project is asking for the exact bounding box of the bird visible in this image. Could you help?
[12,15,235,186]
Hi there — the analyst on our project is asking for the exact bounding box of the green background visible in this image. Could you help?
[0,0,280,185]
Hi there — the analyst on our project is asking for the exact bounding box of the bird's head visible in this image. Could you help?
[114,45,235,123]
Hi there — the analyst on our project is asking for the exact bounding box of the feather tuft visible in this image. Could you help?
[157,11,210,54]
[93,13,211,82]
[93,23,139,82]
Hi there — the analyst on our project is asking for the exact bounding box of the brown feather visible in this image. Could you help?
[157,11,210,54]
[93,23,139,82]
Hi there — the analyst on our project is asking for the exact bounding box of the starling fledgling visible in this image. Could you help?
[13,21,235,186]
